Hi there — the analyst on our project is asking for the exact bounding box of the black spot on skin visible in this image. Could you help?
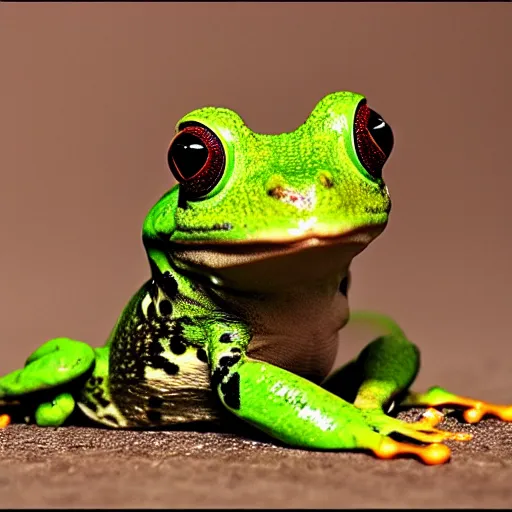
[339,274,350,297]
[148,336,163,362]
[160,271,178,299]
[149,279,159,301]
[170,336,187,355]
[146,409,162,423]
[230,347,241,354]
[148,396,164,409]
[196,348,208,363]
[213,222,233,231]
[219,333,232,344]
[146,317,192,374]
[83,398,98,412]
[103,414,119,425]
[159,300,173,316]
[211,353,242,387]
[92,391,110,408]
[146,302,156,320]
[152,355,180,375]
[220,372,241,410]
[211,365,230,388]
[96,377,104,384]
[219,353,241,367]
[149,263,178,300]
[85,378,96,389]
[365,206,385,215]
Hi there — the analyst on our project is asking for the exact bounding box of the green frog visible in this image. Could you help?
[1,91,510,465]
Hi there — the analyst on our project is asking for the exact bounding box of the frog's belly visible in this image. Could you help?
[105,346,223,428]
[209,267,349,384]
[241,283,348,383]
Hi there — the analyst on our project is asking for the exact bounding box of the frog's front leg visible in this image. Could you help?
[0,338,96,426]
[205,320,453,465]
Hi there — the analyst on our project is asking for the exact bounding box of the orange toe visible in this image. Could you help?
[0,414,11,428]
[418,407,445,427]
[462,402,512,424]
[374,438,451,465]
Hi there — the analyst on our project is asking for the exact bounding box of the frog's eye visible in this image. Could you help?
[167,122,226,199]
[353,102,394,180]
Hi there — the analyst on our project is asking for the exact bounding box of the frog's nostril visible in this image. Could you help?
[319,173,334,189]
[267,186,286,200]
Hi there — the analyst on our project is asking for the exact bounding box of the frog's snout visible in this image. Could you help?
[266,172,337,211]
[267,184,317,211]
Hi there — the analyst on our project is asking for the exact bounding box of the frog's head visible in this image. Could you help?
[145,92,394,290]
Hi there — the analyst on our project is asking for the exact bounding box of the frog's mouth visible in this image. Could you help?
[165,223,386,290]
[172,221,385,248]
[170,221,386,249]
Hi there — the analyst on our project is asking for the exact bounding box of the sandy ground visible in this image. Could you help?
[0,409,511,508]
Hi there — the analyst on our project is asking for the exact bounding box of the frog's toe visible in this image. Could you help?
[404,417,472,443]
[462,402,512,423]
[373,437,452,465]
[394,418,471,444]
[402,386,512,424]
[0,414,11,428]
[34,392,75,427]
[416,407,445,427]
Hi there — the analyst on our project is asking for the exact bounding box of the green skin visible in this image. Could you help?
[1,91,510,464]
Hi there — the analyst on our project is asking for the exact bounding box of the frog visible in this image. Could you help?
[1,91,511,465]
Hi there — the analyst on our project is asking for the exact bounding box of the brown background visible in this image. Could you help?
[0,3,512,507]
[1,1,511,398]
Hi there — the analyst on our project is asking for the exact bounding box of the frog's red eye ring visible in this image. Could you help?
[354,102,394,180]
[167,122,226,199]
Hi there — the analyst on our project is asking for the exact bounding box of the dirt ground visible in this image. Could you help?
[0,409,511,508]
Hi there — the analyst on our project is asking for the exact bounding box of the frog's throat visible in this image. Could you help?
[161,224,385,292]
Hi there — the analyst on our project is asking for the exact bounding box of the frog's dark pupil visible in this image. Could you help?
[368,109,394,158]
[170,133,209,180]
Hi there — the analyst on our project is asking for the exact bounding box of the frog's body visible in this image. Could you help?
[1,92,511,464]
[80,252,354,429]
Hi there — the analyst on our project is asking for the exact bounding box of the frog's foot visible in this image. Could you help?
[0,393,75,428]
[0,338,95,427]
[362,407,473,446]
[0,338,95,397]
[402,386,512,424]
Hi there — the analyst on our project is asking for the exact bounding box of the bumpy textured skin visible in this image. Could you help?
[155,91,390,244]
[1,92,511,465]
